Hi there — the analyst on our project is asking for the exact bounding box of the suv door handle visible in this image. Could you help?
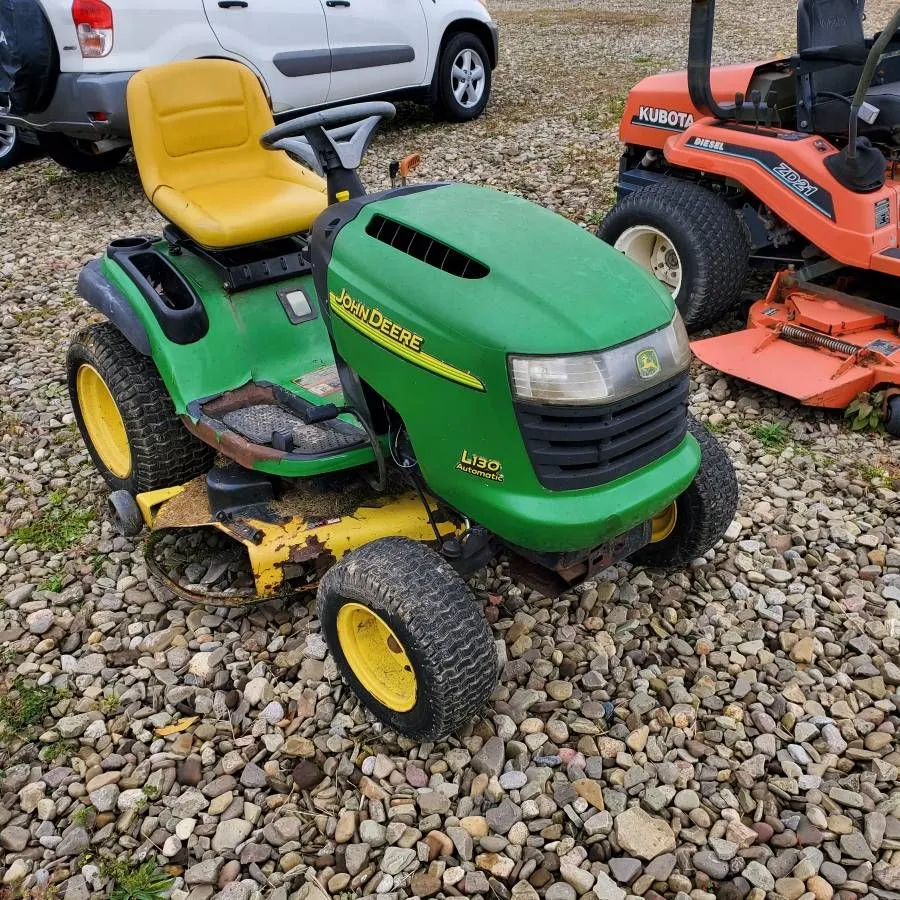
[218,1,248,8]
[326,1,351,7]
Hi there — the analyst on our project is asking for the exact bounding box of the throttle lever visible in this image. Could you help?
[750,90,762,129]
[766,90,781,127]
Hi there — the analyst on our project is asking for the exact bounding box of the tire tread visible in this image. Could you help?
[598,180,749,330]
[631,416,738,567]
[68,322,216,493]
[318,537,497,740]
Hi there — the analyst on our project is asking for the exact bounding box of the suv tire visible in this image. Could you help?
[0,125,30,170]
[433,32,492,122]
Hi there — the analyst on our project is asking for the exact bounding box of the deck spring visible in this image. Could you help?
[780,324,862,356]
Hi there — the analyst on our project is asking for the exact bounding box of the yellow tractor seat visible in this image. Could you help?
[126,59,328,250]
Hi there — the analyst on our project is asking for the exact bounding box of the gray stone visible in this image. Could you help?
[592,871,625,900]
[472,736,505,778]
[499,770,528,791]
[840,830,876,862]
[608,857,642,884]
[545,884,576,900]
[380,847,416,875]
[485,798,521,835]
[0,825,28,852]
[186,859,224,885]
[56,826,90,857]
[212,818,253,852]
[239,762,268,789]
[743,861,775,891]
[88,784,119,813]
[694,850,729,880]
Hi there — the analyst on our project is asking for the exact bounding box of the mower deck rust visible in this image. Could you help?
[139,476,461,605]
[692,271,900,408]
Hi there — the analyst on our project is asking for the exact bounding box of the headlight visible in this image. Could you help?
[509,314,690,406]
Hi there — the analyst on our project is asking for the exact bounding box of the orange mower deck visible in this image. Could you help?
[691,271,900,408]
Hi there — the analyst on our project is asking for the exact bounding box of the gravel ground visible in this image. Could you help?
[2,1,900,898]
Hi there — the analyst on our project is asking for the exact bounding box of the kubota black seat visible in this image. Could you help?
[797,0,900,138]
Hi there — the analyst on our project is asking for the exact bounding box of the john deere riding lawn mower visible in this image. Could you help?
[600,0,900,435]
[68,59,737,740]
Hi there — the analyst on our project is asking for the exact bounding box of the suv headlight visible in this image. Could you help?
[509,314,690,406]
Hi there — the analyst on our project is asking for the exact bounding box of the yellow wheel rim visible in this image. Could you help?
[336,602,417,712]
[76,364,132,479]
[650,502,678,543]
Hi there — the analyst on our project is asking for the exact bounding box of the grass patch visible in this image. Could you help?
[749,421,789,449]
[99,857,175,900]
[0,679,65,742]
[11,491,93,552]
[98,693,121,715]
[42,740,76,765]
[38,573,64,593]
[72,805,94,827]
[855,461,890,483]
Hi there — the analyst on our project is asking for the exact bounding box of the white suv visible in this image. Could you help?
[0,0,498,171]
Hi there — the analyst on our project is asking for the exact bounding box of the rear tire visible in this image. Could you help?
[68,323,216,494]
[39,134,129,173]
[318,537,497,740]
[598,180,749,331]
[433,32,491,122]
[885,395,900,438]
[630,416,738,567]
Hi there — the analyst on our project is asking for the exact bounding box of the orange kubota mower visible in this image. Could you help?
[599,0,900,435]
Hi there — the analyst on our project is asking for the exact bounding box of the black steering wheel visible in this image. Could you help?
[260,102,396,177]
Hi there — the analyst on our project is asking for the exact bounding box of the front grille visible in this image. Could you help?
[516,373,690,490]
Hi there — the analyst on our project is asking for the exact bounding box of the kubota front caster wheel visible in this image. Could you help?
[885,395,900,437]
[598,180,749,331]
[317,537,497,740]
[108,491,144,537]
[631,416,738,568]
[68,322,217,494]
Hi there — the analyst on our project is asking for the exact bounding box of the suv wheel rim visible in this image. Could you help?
[0,125,17,158]
[451,48,486,109]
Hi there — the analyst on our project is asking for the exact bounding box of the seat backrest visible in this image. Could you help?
[127,59,298,203]
[797,0,865,52]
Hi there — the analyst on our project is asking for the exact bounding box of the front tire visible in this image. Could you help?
[631,416,738,568]
[598,180,749,331]
[318,537,497,740]
[67,323,216,494]
[433,32,491,122]
[39,133,129,173]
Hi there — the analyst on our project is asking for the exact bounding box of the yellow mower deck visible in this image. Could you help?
[137,477,462,603]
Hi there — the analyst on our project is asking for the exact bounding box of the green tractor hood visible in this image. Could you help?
[330,183,675,356]
[321,183,697,553]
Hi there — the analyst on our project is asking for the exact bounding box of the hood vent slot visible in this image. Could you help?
[366,214,489,279]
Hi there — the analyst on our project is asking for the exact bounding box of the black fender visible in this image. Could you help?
[77,259,152,357]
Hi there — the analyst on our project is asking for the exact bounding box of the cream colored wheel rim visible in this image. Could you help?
[614,225,683,295]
